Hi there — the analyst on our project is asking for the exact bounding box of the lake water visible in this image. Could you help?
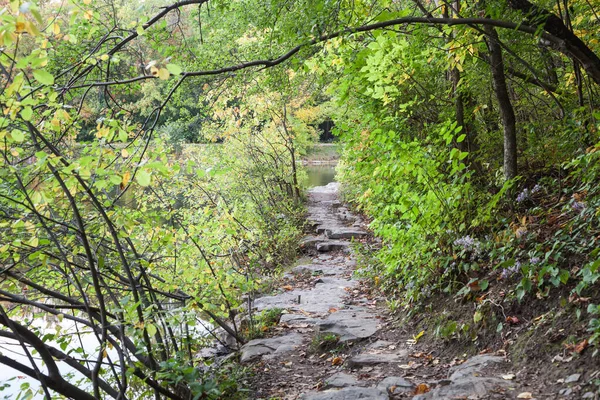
[305,164,337,187]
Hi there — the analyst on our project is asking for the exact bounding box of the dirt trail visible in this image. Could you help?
[244,183,523,399]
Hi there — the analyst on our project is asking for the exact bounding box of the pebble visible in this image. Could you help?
[564,373,581,383]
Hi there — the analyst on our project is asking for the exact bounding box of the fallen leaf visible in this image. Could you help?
[574,339,589,354]
[506,316,520,325]
[282,285,293,291]
[328,307,338,313]
[413,383,430,395]
[517,392,533,399]
[331,356,343,366]
[502,374,516,380]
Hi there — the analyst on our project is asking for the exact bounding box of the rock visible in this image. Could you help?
[316,307,380,342]
[376,376,414,393]
[559,388,573,396]
[564,373,581,383]
[240,333,302,363]
[300,235,327,249]
[325,372,359,388]
[300,387,388,400]
[254,278,356,314]
[326,228,368,240]
[414,377,509,399]
[582,392,596,399]
[367,340,393,350]
[414,355,509,400]
[347,352,407,368]
[293,264,325,275]
[316,241,350,252]
[279,313,318,326]
[292,263,344,276]
[449,355,506,380]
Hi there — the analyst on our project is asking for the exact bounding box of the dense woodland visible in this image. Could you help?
[0,0,599,398]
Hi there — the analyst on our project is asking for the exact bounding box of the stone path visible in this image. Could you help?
[242,183,522,399]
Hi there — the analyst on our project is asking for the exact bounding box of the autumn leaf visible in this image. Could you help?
[331,356,343,366]
[158,68,170,80]
[574,339,588,354]
[413,383,430,394]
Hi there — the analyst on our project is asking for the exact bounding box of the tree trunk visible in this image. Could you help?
[507,0,600,85]
[485,25,518,180]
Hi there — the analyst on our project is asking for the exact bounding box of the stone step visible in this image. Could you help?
[317,241,350,252]
[300,387,388,400]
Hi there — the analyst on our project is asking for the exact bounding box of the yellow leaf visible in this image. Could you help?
[100,54,109,61]
[15,21,26,33]
[121,149,129,158]
[29,237,39,248]
[413,330,425,343]
[84,10,93,20]
[122,171,131,187]
[158,68,170,80]
[83,0,91,3]
[150,66,159,76]
[52,23,60,35]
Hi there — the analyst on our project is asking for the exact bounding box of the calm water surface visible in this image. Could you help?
[305,164,337,187]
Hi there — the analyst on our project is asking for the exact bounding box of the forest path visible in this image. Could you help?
[244,183,519,399]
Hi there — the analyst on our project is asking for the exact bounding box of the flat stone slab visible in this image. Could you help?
[413,376,509,399]
[325,372,360,388]
[347,352,408,368]
[240,333,303,363]
[414,355,509,399]
[449,355,505,380]
[326,228,367,240]
[292,264,344,276]
[279,313,318,326]
[300,387,388,400]
[300,235,327,249]
[367,340,394,350]
[316,307,380,342]
[254,278,356,314]
[376,376,415,393]
[317,241,350,252]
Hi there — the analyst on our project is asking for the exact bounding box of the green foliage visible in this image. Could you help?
[309,332,341,353]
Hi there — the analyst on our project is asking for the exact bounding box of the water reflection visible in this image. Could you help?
[305,164,337,187]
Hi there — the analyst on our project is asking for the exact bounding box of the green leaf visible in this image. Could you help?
[20,107,33,121]
[166,64,182,75]
[11,130,25,143]
[479,279,489,291]
[146,323,157,337]
[33,69,54,85]
[109,175,122,185]
[136,170,151,187]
